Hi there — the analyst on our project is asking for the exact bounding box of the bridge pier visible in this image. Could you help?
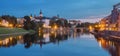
[74,28,84,32]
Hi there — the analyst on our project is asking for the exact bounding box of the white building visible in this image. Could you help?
[0,19,9,27]
[17,18,25,27]
[42,19,51,28]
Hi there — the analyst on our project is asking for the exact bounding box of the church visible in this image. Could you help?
[30,10,51,28]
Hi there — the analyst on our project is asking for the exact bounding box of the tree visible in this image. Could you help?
[24,16,31,22]
[50,17,69,28]
[1,15,17,27]
[10,16,17,27]
[23,16,31,30]
[56,19,63,27]
[55,19,68,27]
[63,19,68,27]
[30,21,43,32]
[49,17,57,27]
[23,16,43,31]
[0,17,2,22]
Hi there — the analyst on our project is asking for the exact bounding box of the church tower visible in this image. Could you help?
[40,10,43,17]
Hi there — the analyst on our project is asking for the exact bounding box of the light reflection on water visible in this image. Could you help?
[94,35,120,56]
[0,32,82,48]
[0,32,114,56]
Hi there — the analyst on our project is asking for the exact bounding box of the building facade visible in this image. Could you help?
[100,3,120,31]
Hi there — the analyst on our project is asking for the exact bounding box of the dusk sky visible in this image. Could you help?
[0,0,120,19]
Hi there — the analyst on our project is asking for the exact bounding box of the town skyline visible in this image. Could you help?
[1,1,120,56]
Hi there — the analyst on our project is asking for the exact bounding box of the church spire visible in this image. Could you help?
[40,10,43,17]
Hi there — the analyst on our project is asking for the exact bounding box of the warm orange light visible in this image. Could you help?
[43,24,51,28]
[100,27,105,31]
[18,25,22,27]
[99,25,101,27]
[43,24,46,27]
[89,26,93,31]
[109,28,112,31]
[43,33,49,38]
[3,38,9,45]
[106,28,108,30]
[106,24,108,26]
[89,26,92,29]
[18,36,22,39]
[112,24,116,27]
[0,41,2,45]
[53,25,58,29]
[51,31,55,34]
[95,25,98,27]
[30,16,32,19]
[9,37,13,41]
[0,22,1,25]
[9,24,13,28]
[101,24,105,27]
[3,23,9,27]
[98,38,106,47]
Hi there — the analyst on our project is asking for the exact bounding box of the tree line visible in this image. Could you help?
[0,15,17,27]
[0,15,96,32]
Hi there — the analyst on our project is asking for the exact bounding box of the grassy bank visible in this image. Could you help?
[0,27,35,35]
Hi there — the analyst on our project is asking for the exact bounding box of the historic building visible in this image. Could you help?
[100,3,120,31]
[17,18,25,27]
[110,3,120,31]
[30,10,51,28]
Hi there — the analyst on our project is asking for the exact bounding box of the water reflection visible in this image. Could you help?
[95,36,120,56]
[0,31,87,48]
[0,36,21,48]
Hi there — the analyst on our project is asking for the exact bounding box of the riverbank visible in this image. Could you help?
[0,27,35,36]
[91,30,120,42]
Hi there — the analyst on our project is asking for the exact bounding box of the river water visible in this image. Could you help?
[0,32,116,56]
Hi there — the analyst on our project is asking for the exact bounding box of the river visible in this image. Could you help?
[0,31,116,56]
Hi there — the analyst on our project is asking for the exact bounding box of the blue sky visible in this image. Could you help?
[0,0,120,19]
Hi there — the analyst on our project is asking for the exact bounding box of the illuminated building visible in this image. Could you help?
[17,18,25,27]
[109,3,120,31]
[42,19,51,28]
[34,10,43,20]
[98,3,120,31]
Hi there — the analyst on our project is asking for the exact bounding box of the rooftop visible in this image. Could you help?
[114,3,120,8]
